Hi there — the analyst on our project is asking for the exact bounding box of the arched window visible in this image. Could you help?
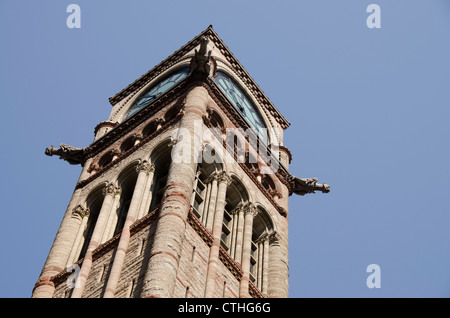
[222,178,249,255]
[190,156,223,226]
[250,207,274,293]
[125,67,189,120]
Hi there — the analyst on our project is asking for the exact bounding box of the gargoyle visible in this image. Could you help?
[190,36,212,77]
[45,143,90,165]
[292,177,330,196]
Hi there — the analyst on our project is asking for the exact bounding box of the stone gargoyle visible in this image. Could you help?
[45,143,90,165]
[292,177,330,196]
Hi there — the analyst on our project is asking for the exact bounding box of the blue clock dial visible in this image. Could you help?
[125,67,189,119]
[214,71,267,141]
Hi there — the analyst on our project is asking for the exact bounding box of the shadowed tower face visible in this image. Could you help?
[34,26,329,298]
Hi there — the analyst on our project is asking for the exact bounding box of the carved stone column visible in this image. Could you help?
[204,171,232,297]
[137,163,155,220]
[101,186,122,243]
[141,85,209,298]
[67,205,90,266]
[104,160,154,298]
[239,203,258,298]
[71,182,117,298]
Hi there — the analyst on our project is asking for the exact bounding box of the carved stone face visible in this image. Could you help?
[45,146,54,156]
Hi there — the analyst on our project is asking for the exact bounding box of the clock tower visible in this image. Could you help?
[33,26,329,298]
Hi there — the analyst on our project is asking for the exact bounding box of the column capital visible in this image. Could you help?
[243,202,258,217]
[114,186,122,197]
[103,182,117,196]
[230,205,242,216]
[204,172,217,185]
[269,231,281,244]
[136,160,155,175]
[255,233,269,244]
[215,171,232,185]
[72,205,90,219]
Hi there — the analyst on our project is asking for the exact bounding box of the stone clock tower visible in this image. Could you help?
[32,26,329,298]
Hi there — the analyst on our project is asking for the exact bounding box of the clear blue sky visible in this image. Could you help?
[1,0,449,298]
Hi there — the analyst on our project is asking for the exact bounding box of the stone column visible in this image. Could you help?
[257,239,263,290]
[101,187,122,244]
[66,205,90,266]
[200,177,212,224]
[204,171,232,297]
[204,173,218,231]
[229,208,239,260]
[267,232,288,297]
[32,187,84,298]
[239,203,258,298]
[140,85,209,298]
[71,182,117,298]
[104,160,154,298]
[137,164,155,220]
[234,205,245,264]
[262,235,270,295]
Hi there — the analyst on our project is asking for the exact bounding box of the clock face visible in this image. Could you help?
[214,71,268,142]
[125,67,189,119]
